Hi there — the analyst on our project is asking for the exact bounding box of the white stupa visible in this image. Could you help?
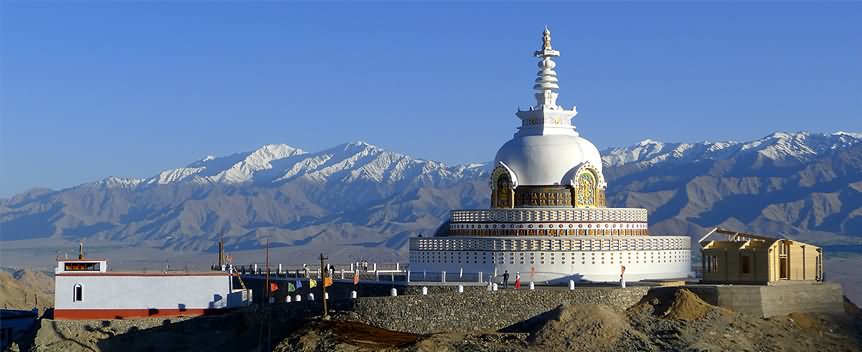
[408,28,692,283]
[495,27,604,190]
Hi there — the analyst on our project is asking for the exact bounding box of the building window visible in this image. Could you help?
[73,284,83,302]
[705,255,719,273]
[740,255,752,274]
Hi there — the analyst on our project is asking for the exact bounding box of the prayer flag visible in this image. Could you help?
[309,279,318,288]
[295,278,302,289]
[353,271,359,286]
[269,282,279,293]
[324,276,333,287]
[287,282,296,293]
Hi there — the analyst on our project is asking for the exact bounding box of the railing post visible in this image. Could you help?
[442,271,446,283]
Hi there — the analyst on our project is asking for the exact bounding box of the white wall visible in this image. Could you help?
[55,275,234,310]
[410,248,692,283]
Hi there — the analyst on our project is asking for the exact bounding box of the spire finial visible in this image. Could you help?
[532,27,561,107]
[515,27,578,138]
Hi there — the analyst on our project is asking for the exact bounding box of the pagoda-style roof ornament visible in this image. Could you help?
[512,27,578,138]
[542,26,552,51]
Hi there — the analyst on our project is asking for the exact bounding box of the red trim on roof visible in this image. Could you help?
[56,272,233,277]
[57,258,108,262]
[53,308,227,320]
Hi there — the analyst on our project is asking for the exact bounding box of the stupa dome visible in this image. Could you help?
[495,134,602,186]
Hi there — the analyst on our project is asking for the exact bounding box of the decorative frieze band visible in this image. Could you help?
[409,236,691,252]
[450,208,648,223]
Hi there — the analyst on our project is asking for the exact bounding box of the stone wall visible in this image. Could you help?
[338,287,649,334]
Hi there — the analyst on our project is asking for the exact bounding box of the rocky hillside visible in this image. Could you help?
[0,269,53,312]
[1,131,861,255]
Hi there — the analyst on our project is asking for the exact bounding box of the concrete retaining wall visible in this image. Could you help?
[685,282,844,318]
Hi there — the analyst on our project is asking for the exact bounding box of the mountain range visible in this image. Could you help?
[1,131,861,258]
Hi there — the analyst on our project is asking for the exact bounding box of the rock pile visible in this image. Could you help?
[527,304,647,351]
[630,287,723,321]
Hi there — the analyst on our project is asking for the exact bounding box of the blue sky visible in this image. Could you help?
[1,1,860,197]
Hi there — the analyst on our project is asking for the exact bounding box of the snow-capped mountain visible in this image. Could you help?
[1,132,861,258]
[102,141,489,190]
[602,131,862,168]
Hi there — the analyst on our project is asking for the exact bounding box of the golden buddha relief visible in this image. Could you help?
[575,170,596,207]
[490,165,515,208]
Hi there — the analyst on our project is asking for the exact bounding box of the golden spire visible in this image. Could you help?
[542,26,552,50]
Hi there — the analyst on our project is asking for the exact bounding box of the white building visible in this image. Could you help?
[54,258,250,320]
[408,28,692,283]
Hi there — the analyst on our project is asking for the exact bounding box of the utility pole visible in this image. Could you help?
[218,236,225,268]
[319,252,329,318]
[265,239,270,304]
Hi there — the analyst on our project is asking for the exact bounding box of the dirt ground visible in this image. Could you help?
[9,288,862,351]
[276,288,862,352]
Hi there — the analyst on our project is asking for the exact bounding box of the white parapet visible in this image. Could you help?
[421,286,428,295]
[457,285,464,293]
[351,291,357,299]
[569,280,575,290]
[390,288,398,297]
[529,282,535,290]
[295,295,302,302]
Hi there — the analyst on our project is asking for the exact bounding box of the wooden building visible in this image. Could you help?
[698,228,823,285]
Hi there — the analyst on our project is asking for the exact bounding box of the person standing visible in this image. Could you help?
[502,270,510,289]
